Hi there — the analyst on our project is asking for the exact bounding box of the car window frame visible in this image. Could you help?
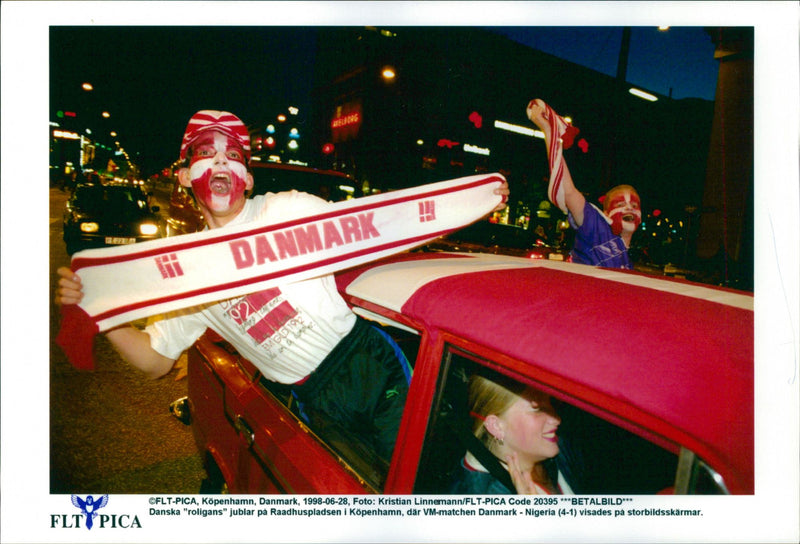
[411,331,730,495]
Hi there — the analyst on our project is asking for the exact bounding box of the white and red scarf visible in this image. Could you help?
[527,98,580,214]
[57,173,506,369]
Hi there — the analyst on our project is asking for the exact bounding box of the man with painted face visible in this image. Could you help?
[56,111,419,460]
[177,110,253,226]
[526,99,641,269]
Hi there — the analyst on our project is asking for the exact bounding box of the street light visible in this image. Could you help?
[381,66,396,81]
[629,88,658,101]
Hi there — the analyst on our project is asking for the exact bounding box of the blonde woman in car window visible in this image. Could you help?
[449,372,572,494]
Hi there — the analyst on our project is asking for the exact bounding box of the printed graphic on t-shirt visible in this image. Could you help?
[591,238,628,266]
[221,288,313,359]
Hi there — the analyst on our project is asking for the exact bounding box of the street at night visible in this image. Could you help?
[48,186,206,494]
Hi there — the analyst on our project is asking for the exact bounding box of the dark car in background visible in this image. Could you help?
[165,162,357,235]
[421,219,572,261]
[62,182,163,255]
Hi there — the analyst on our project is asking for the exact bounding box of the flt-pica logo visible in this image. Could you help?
[50,495,142,530]
[72,494,107,529]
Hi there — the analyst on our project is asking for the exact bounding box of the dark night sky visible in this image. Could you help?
[50,26,320,175]
[490,26,720,100]
[47,24,721,177]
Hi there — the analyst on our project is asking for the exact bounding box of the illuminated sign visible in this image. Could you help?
[494,120,543,139]
[463,143,490,156]
[53,130,80,139]
[330,101,363,143]
[468,111,483,128]
[629,88,658,101]
[331,112,361,129]
[437,139,459,149]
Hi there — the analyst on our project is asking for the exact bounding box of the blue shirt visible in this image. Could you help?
[568,202,631,269]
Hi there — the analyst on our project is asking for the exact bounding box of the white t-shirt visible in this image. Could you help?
[145,191,357,383]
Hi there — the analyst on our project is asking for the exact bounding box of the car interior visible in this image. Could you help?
[414,347,680,495]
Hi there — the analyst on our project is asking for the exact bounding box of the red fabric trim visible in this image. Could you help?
[462,457,482,472]
[55,305,100,370]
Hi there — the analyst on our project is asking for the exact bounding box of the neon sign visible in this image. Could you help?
[53,130,80,139]
[330,101,363,143]
[437,139,459,149]
[463,143,490,156]
[331,112,361,129]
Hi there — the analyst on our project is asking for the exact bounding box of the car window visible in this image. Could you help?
[73,185,103,208]
[414,345,681,495]
[74,185,145,211]
[674,448,730,495]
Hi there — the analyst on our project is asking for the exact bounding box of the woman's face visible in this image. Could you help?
[499,390,561,464]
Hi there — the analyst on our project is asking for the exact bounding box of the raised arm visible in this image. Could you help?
[526,99,587,226]
[56,267,175,378]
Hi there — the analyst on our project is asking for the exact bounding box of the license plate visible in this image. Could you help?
[548,253,565,261]
[105,237,136,245]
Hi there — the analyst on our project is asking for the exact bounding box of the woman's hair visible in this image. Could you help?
[468,372,527,447]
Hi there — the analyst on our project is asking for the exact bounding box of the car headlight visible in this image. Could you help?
[80,222,99,233]
[139,223,159,236]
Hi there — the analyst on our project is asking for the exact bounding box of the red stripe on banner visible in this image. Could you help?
[91,228,456,324]
[71,175,503,271]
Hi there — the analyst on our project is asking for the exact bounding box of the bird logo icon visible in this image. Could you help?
[71,494,108,530]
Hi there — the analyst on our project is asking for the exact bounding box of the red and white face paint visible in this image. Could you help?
[187,131,249,215]
[604,187,641,236]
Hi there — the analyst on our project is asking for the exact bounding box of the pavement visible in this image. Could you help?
[49,186,207,494]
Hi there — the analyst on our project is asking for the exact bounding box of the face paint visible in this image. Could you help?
[604,188,641,236]
[188,132,249,214]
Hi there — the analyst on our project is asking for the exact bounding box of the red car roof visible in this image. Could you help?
[336,252,754,493]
